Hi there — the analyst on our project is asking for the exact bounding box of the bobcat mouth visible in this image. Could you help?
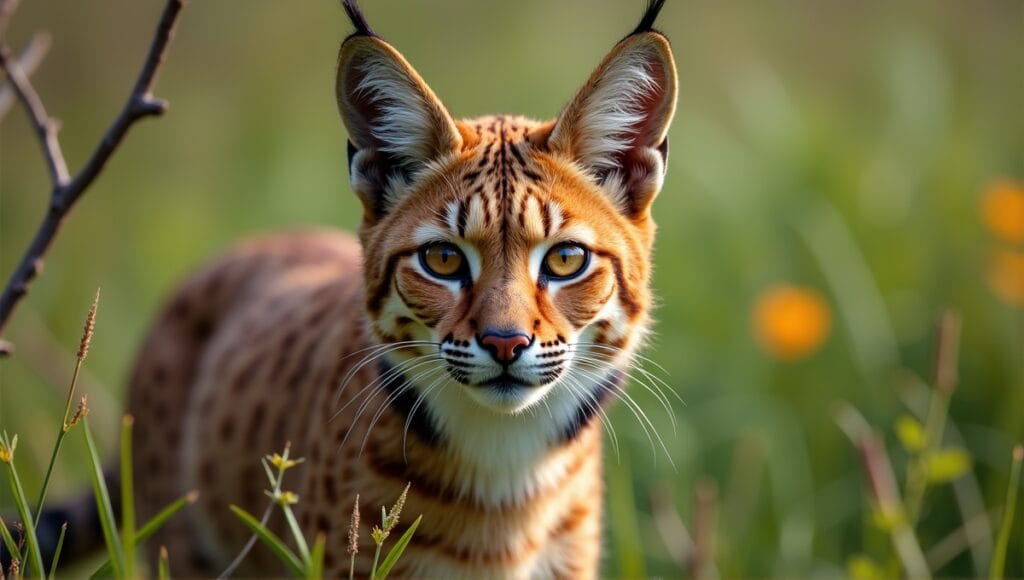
[465,371,550,413]
[478,372,533,390]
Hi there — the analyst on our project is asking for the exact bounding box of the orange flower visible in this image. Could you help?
[981,180,1024,245]
[753,285,832,360]
[987,248,1024,307]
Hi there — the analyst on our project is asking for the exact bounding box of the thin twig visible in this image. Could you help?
[0,42,68,185]
[0,0,23,38]
[0,31,50,122]
[0,0,188,348]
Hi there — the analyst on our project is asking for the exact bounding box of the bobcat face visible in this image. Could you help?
[337,8,676,438]
[359,117,647,414]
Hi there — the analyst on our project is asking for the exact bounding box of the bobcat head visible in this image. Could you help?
[336,0,677,467]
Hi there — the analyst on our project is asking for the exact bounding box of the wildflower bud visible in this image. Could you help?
[981,179,1024,244]
[753,285,831,360]
[371,526,385,545]
[270,452,302,471]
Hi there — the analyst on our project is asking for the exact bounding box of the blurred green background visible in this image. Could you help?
[1,0,1022,576]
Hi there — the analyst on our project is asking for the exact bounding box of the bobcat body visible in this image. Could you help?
[127,1,677,577]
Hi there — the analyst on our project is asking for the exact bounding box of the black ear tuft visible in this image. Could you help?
[341,0,376,38]
[630,0,667,36]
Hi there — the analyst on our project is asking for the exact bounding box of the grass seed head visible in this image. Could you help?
[348,494,360,555]
[383,483,411,535]
[65,395,90,431]
[77,288,100,360]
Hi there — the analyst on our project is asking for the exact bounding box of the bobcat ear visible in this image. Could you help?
[336,35,462,220]
[548,13,677,219]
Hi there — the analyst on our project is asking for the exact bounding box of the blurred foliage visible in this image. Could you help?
[1,0,1022,576]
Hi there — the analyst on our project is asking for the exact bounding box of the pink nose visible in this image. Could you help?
[479,333,531,364]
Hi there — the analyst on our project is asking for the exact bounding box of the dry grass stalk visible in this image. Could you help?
[691,478,718,580]
[77,288,99,360]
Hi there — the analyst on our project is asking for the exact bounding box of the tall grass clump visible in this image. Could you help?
[224,445,420,579]
[1,291,196,579]
[834,312,1023,579]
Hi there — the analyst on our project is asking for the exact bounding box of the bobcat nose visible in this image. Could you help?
[478,332,531,365]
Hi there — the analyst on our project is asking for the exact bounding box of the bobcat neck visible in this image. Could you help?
[359,357,615,507]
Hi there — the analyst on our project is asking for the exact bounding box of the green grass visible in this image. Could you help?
[223,447,417,579]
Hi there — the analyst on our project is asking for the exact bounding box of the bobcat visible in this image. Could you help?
[126,0,677,576]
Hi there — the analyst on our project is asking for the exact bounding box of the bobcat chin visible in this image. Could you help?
[124,1,677,576]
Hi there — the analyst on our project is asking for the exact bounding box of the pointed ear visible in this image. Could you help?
[548,32,677,218]
[336,36,463,220]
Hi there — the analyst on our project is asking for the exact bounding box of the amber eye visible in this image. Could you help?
[420,243,467,279]
[543,243,589,280]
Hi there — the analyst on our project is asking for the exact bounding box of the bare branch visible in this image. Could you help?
[0,41,69,185]
[0,0,188,346]
[0,0,23,38]
[0,30,50,122]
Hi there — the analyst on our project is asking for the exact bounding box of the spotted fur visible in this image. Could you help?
[127,1,676,576]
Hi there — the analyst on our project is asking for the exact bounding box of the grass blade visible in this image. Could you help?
[31,427,70,531]
[158,546,171,580]
[283,505,311,565]
[90,490,198,579]
[374,514,422,580]
[48,522,68,579]
[138,489,200,541]
[990,444,1023,579]
[2,432,46,578]
[229,504,304,576]
[120,416,136,578]
[607,454,647,579]
[83,417,125,578]
[0,516,21,559]
[35,290,98,530]
[307,533,326,580]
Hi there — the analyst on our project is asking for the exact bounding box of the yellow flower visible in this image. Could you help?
[981,180,1024,245]
[278,490,300,506]
[753,285,832,360]
[371,525,386,545]
[0,433,17,464]
[269,452,302,471]
[987,248,1024,307]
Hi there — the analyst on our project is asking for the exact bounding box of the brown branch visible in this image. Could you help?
[0,0,188,349]
[0,0,23,38]
[0,30,50,122]
[0,41,68,185]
